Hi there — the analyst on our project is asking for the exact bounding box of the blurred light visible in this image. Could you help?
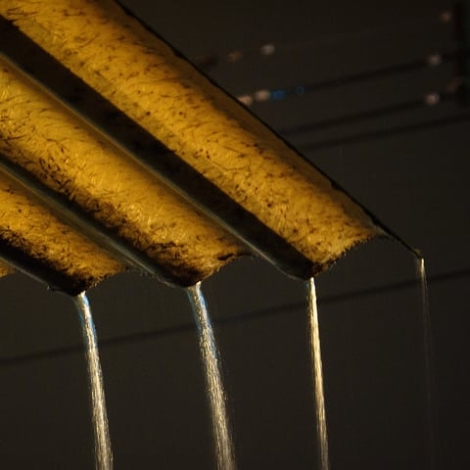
[259,43,276,56]
[427,53,442,66]
[254,89,271,101]
[271,89,287,100]
[440,10,453,23]
[236,94,253,106]
[227,51,244,62]
[424,92,441,105]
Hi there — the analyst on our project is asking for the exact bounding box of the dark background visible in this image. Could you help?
[0,0,469,468]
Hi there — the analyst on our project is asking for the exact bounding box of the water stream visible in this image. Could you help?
[187,283,236,470]
[307,278,330,470]
[416,257,438,470]
[74,292,113,470]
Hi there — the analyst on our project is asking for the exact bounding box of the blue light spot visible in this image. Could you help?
[271,89,287,101]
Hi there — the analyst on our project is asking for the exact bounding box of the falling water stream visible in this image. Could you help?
[307,278,330,470]
[416,257,438,470]
[187,283,236,470]
[69,251,432,470]
[73,292,113,470]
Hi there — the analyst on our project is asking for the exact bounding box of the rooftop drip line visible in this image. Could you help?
[0,0,391,294]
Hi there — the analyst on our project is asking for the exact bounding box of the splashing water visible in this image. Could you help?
[187,283,236,470]
[416,257,438,470]
[307,278,330,470]
[74,292,113,470]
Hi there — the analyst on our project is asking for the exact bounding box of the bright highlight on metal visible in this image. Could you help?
[0,0,382,292]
